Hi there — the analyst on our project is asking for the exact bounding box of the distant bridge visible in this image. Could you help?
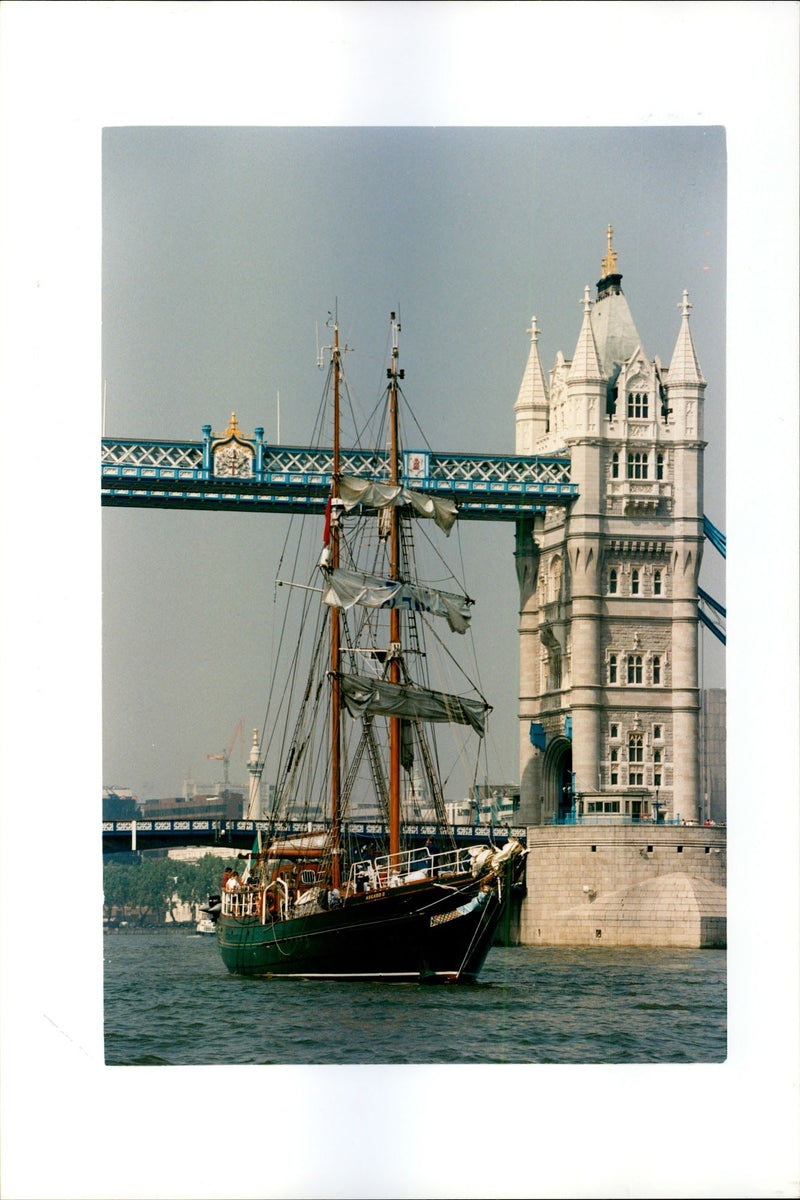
[102,818,528,855]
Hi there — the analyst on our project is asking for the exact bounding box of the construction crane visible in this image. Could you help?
[206,718,244,789]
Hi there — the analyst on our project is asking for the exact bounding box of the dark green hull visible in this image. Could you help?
[217,873,505,982]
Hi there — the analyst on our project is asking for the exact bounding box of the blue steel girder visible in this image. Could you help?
[101,437,577,520]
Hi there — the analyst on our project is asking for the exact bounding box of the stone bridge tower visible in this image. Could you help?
[514,228,706,826]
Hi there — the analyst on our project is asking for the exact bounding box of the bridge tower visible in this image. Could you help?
[515,228,706,826]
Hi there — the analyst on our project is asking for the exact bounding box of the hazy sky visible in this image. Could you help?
[2,5,797,1200]
[102,124,727,800]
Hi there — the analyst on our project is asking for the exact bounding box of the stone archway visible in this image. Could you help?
[541,736,573,823]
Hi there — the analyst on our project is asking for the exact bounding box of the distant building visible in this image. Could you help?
[446,783,521,825]
[474,783,520,825]
[445,799,473,826]
[103,786,139,820]
[137,791,244,821]
[167,846,236,863]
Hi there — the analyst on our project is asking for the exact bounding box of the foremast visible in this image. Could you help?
[330,319,342,889]
[388,312,403,860]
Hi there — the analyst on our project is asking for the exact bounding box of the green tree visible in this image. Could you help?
[195,853,238,900]
[103,852,240,923]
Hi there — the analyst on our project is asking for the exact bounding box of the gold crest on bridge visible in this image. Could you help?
[210,412,255,478]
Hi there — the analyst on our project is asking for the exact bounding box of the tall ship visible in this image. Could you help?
[215,312,527,982]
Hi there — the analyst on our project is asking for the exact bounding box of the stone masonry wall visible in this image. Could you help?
[519,824,726,947]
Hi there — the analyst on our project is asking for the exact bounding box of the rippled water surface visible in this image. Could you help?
[104,931,726,1065]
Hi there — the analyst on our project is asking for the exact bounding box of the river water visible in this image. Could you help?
[104,930,726,1065]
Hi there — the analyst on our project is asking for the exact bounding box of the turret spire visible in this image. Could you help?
[569,287,604,381]
[514,315,550,452]
[668,289,705,383]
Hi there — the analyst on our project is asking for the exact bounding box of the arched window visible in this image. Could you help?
[654,569,662,596]
[610,723,618,739]
[652,654,661,685]
[609,569,618,594]
[611,451,619,479]
[627,451,649,479]
[631,568,640,595]
[609,654,617,683]
[654,749,662,787]
[627,392,649,419]
[656,452,664,480]
[627,654,643,684]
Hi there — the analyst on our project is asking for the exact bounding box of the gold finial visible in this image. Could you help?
[212,411,247,443]
[601,223,618,277]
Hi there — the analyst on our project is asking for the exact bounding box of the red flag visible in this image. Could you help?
[323,497,332,546]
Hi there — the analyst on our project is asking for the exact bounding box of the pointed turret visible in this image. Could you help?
[515,315,550,453]
[568,287,604,381]
[565,287,606,509]
[590,225,645,375]
[665,287,706,467]
[668,290,706,384]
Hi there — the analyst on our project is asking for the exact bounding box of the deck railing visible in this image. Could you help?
[220,886,262,918]
[347,845,474,892]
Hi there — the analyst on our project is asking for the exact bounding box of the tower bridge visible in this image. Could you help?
[102,229,725,836]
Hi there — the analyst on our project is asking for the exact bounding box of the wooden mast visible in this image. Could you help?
[330,318,342,888]
[388,312,402,859]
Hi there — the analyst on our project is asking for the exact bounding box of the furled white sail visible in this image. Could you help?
[338,475,457,534]
[266,832,330,854]
[322,567,472,634]
[339,672,488,735]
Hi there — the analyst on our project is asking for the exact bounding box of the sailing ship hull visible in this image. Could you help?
[217,873,509,983]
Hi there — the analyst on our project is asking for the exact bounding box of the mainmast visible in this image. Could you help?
[329,318,342,888]
[388,312,403,859]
